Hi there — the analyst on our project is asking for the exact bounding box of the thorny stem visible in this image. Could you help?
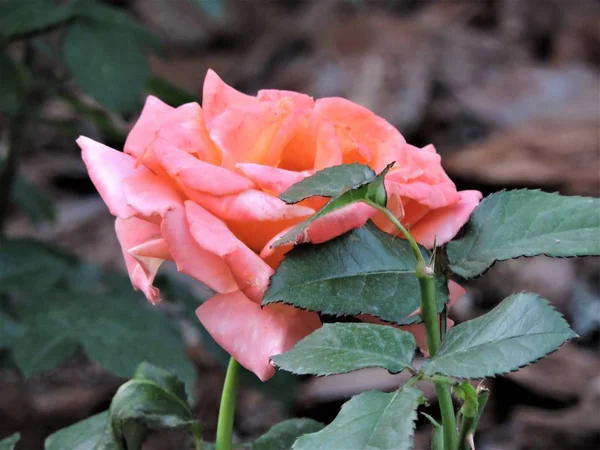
[216,357,241,450]
[374,202,458,450]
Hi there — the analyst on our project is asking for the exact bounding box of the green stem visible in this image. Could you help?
[458,389,489,450]
[418,269,457,450]
[368,202,425,266]
[216,357,241,450]
[374,202,458,450]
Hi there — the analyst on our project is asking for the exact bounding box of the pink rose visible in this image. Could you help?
[79,70,481,380]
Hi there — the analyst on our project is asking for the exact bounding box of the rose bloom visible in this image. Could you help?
[79,70,481,380]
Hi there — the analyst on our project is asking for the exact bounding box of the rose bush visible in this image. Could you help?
[79,70,481,380]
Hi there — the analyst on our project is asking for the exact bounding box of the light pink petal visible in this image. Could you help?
[187,189,315,222]
[196,291,321,381]
[185,201,274,302]
[392,180,460,210]
[202,69,257,127]
[235,163,313,195]
[410,190,483,248]
[78,136,146,218]
[314,120,342,170]
[302,202,377,245]
[124,96,173,160]
[154,102,221,164]
[314,98,406,172]
[115,217,164,304]
[161,206,238,294]
[122,171,183,218]
[152,142,255,195]
[257,89,315,108]
[260,227,294,269]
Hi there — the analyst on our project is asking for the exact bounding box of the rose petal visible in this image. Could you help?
[314,98,406,172]
[188,189,315,223]
[202,70,305,168]
[122,171,183,218]
[302,202,377,244]
[203,69,257,127]
[161,206,238,294]
[313,120,342,170]
[185,201,274,302]
[410,190,483,248]
[124,96,173,160]
[235,163,313,195]
[115,217,164,303]
[196,291,321,381]
[152,142,255,195]
[78,136,145,218]
[257,89,315,108]
[154,102,221,165]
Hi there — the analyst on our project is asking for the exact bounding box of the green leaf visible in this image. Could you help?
[272,323,415,376]
[0,433,20,450]
[63,22,150,114]
[0,239,72,293]
[0,0,73,39]
[279,163,376,204]
[0,310,23,349]
[293,388,422,450]
[11,176,56,224]
[70,1,165,55]
[0,53,25,115]
[107,363,198,450]
[12,291,196,388]
[272,164,393,247]
[45,411,116,450]
[423,293,577,378]
[252,419,324,450]
[447,190,600,279]
[264,222,448,324]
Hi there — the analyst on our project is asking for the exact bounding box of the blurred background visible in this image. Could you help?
[0,0,599,449]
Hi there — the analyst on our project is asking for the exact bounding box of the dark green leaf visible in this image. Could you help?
[293,388,422,450]
[279,163,376,204]
[45,411,115,450]
[11,176,56,224]
[264,222,448,324]
[423,293,577,378]
[12,320,79,376]
[273,164,393,247]
[147,76,200,107]
[70,1,165,55]
[0,0,73,38]
[0,433,19,450]
[447,190,600,279]
[63,23,150,113]
[253,419,324,450]
[13,291,195,388]
[0,310,23,349]
[0,53,25,115]
[108,363,198,450]
[272,323,415,376]
[0,239,71,293]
